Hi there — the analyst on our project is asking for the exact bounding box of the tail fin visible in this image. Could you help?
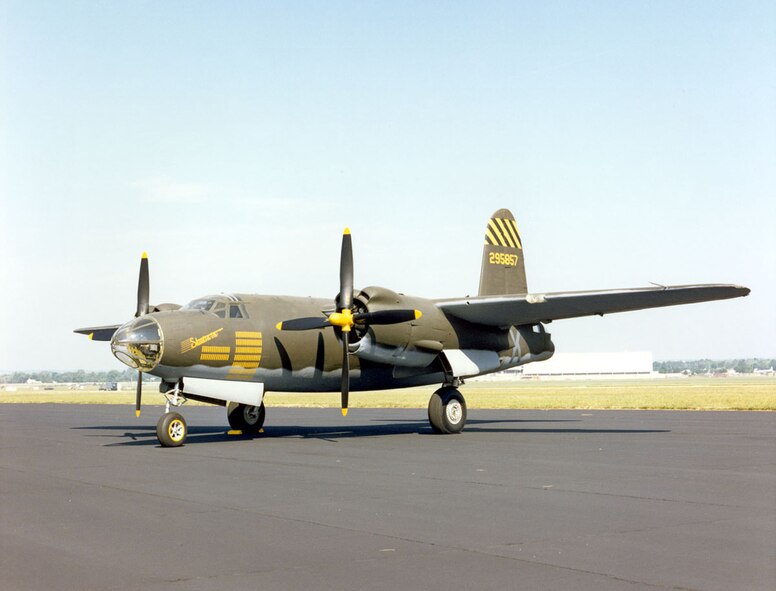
[478,208,527,296]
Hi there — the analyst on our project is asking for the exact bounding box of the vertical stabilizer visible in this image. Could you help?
[478,209,527,296]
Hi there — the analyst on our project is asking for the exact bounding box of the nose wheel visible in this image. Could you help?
[156,412,187,447]
[428,387,467,434]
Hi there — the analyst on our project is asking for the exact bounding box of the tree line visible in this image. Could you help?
[653,358,776,374]
[3,359,775,383]
[1,369,159,384]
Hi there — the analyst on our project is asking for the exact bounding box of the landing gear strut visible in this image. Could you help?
[156,382,188,447]
[428,386,467,434]
[227,402,266,435]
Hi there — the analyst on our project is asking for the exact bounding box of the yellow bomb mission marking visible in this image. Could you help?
[227,331,262,380]
[181,328,224,354]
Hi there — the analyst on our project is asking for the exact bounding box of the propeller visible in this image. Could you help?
[134,252,149,416]
[276,229,421,416]
[135,372,143,418]
[337,229,353,415]
[136,252,149,317]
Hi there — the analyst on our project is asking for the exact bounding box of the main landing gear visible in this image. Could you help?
[428,386,467,434]
[227,402,266,435]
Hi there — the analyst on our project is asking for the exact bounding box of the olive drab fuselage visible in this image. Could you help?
[140,289,555,392]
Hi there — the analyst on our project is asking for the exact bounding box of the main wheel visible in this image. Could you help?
[157,412,187,447]
[428,387,467,434]
[227,402,265,434]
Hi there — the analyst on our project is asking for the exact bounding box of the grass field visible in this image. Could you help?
[2,377,775,410]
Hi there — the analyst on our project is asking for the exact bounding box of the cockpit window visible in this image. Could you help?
[182,299,216,312]
[182,296,247,317]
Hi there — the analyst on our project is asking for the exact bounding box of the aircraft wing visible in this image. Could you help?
[435,284,749,328]
[74,325,122,341]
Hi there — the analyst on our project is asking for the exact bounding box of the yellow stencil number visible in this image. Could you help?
[489,252,518,267]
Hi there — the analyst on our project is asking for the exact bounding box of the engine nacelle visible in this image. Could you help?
[351,286,453,367]
[353,333,439,367]
[499,324,555,367]
[440,326,555,378]
[350,286,555,377]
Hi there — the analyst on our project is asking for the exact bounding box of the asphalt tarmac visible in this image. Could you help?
[1,404,774,590]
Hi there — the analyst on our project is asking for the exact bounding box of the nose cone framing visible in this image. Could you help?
[111,316,164,371]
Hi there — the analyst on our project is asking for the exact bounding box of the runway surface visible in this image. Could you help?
[1,404,774,590]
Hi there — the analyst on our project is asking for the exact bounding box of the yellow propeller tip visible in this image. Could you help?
[343,227,351,235]
[141,251,148,259]
[275,322,283,330]
[414,310,422,320]
[88,332,94,340]
[342,408,349,417]
[135,410,141,417]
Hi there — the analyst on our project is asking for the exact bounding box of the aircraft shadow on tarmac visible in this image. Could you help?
[73,418,670,447]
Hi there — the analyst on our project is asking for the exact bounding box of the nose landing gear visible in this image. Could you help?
[157,412,187,447]
[156,382,189,447]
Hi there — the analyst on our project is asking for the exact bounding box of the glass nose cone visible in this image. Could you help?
[111,316,164,371]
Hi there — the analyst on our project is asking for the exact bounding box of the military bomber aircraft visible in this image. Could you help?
[76,209,749,446]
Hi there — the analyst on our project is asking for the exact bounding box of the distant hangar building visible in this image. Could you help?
[489,351,654,380]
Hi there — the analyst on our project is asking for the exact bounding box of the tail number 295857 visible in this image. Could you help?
[489,252,518,267]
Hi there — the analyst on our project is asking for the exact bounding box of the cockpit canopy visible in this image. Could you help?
[181,295,248,319]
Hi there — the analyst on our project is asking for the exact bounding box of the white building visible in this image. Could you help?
[482,352,654,380]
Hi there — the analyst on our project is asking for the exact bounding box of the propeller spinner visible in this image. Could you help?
[277,229,421,416]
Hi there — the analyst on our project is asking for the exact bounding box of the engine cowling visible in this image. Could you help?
[351,286,452,367]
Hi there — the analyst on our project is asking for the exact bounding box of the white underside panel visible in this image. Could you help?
[182,377,264,407]
[442,349,501,378]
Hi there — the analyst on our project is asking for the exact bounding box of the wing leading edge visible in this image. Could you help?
[436,284,749,328]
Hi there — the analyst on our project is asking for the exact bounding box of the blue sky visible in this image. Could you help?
[1,1,774,370]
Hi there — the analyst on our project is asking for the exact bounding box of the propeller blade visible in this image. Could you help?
[135,372,142,417]
[354,309,421,325]
[339,229,353,311]
[276,317,331,331]
[341,330,349,416]
[136,252,149,317]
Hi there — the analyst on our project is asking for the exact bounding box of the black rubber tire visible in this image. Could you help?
[428,392,446,433]
[156,412,187,447]
[227,403,265,434]
[427,387,467,434]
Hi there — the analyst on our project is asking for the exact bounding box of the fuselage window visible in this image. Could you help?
[213,303,227,318]
[229,304,244,319]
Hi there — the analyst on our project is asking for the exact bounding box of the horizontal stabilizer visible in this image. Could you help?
[437,284,750,327]
[74,325,122,341]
